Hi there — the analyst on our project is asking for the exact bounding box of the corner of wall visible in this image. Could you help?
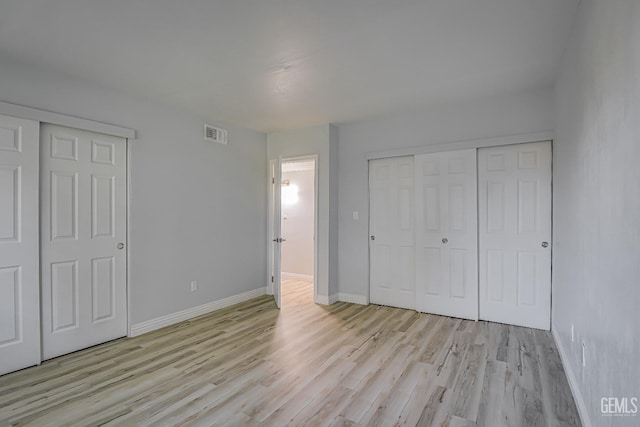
[551,324,592,427]
[328,123,340,296]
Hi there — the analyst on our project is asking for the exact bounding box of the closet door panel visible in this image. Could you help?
[0,114,40,375]
[478,141,552,330]
[415,149,478,320]
[369,156,415,310]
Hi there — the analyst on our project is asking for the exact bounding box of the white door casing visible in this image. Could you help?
[369,156,415,310]
[271,160,282,309]
[478,141,552,330]
[40,124,127,360]
[0,115,41,375]
[414,150,478,320]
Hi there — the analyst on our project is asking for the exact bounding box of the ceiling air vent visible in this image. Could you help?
[204,124,228,144]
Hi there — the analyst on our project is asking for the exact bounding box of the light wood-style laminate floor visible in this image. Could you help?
[0,279,580,426]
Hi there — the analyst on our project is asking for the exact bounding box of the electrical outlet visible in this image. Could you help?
[571,324,575,342]
[190,281,198,292]
[582,342,586,367]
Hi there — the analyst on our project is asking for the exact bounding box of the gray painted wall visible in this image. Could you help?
[553,1,640,425]
[0,58,267,325]
[336,88,555,298]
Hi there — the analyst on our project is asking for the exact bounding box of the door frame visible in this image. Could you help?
[125,139,132,336]
[267,155,319,303]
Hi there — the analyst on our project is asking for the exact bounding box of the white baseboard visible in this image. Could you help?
[282,272,314,282]
[129,287,267,337]
[315,294,331,305]
[552,324,592,427]
[338,293,368,305]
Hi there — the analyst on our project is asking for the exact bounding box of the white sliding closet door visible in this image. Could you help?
[369,156,415,310]
[41,124,128,359]
[478,141,552,330]
[0,115,40,375]
[415,150,478,320]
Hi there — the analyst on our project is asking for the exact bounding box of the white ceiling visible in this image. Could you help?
[0,1,579,133]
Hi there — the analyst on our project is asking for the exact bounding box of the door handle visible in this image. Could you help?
[541,241,549,248]
[442,237,448,244]
[370,235,375,241]
[272,237,286,243]
[117,243,125,250]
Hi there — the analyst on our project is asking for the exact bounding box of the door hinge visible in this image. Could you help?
[272,177,275,184]
[271,275,274,283]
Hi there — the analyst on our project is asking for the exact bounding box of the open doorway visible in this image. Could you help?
[280,158,316,304]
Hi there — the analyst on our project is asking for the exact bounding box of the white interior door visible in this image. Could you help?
[415,149,478,320]
[369,156,415,310]
[40,124,127,360]
[0,115,41,375]
[271,160,282,308]
[478,141,552,330]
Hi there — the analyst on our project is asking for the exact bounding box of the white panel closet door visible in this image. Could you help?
[415,149,478,320]
[41,124,127,360]
[0,115,40,375]
[478,141,552,330]
[369,156,415,310]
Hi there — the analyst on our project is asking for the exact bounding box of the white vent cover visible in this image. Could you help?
[204,124,228,144]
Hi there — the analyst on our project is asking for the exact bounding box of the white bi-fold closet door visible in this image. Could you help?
[414,149,478,320]
[369,142,552,330]
[369,156,415,310]
[0,116,128,376]
[0,115,41,375]
[368,149,478,318]
[478,142,552,330]
[40,124,128,360]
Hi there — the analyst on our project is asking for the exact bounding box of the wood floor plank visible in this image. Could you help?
[0,280,581,427]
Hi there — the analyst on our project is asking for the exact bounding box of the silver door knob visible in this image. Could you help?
[370,235,375,241]
[442,237,448,244]
[117,243,125,250]
[541,241,549,248]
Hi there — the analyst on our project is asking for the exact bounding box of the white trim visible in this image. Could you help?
[552,325,592,427]
[126,139,132,339]
[315,294,341,305]
[315,294,331,305]
[0,100,136,139]
[267,159,276,294]
[129,287,266,337]
[366,131,554,160]
[338,293,369,305]
[282,272,314,282]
